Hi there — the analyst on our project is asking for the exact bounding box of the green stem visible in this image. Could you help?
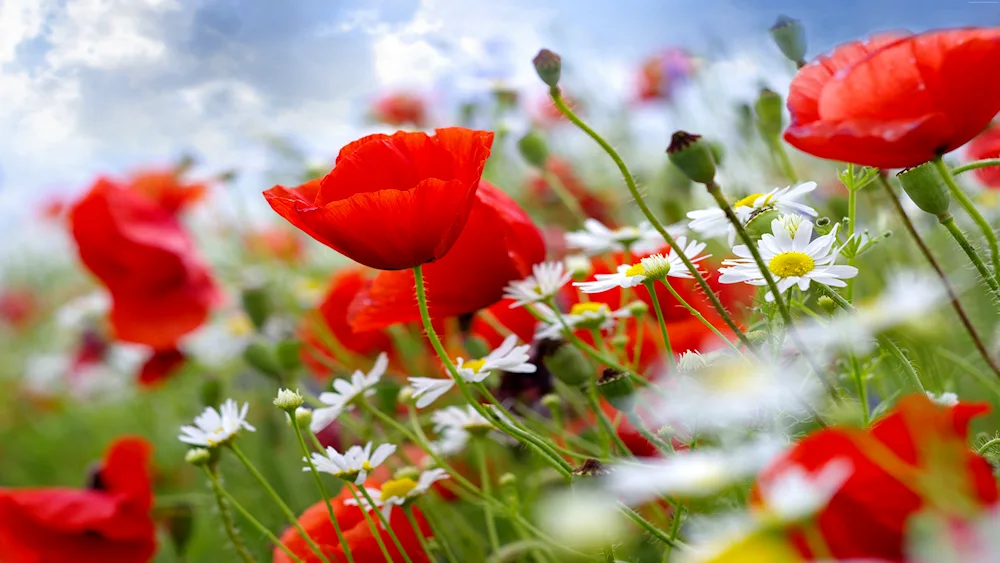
[291,418,354,563]
[541,166,588,223]
[934,157,1000,285]
[228,444,330,563]
[846,170,858,303]
[939,215,1000,293]
[483,405,575,477]
[625,412,674,455]
[359,486,414,563]
[643,281,675,368]
[850,355,869,426]
[585,384,631,456]
[403,506,441,563]
[977,437,1000,454]
[771,139,799,183]
[548,88,754,352]
[659,278,743,355]
[617,502,685,549]
[664,504,685,561]
[475,438,502,553]
[952,158,1000,176]
[346,484,395,562]
[203,467,256,563]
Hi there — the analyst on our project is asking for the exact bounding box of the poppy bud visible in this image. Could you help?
[897,163,951,219]
[241,283,273,331]
[597,368,635,413]
[744,208,781,241]
[543,341,592,387]
[243,341,282,379]
[274,339,302,372]
[533,49,562,88]
[518,130,550,168]
[667,131,717,185]
[770,15,807,65]
[755,88,784,141]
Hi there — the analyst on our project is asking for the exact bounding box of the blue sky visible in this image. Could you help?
[0,0,996,227]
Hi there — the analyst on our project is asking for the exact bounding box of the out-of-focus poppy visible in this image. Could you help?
[0,288,37,328]
[0,437,156,563]
[371,92,428,129]
[137,347,186,386]
[785,29,1000,168]
[127,169,208,215]
[264,128,494,271]
[347,181,545,331]
[244,226,305,263]
[966,123,1000,188]
[527,157,616,224]
[755,394,998,562]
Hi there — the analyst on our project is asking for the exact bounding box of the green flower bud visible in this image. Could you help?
[597,368,636,413]
[817,295,837,315]
[541,393,562,415]
[626,300,649,318]
[273,388,304,411]
[499,472,518,487]
[463,335,491,362]
[243,341,282,379]
[755,88,784,141]
[897,163,951,219]
[275,339,302,372]
[294,407,313,426]
[185,448,212,466]
[609,333,629,351]
[518,130,550,168]
[543,341,593,387]
[770,15,807,65]
[744,208,782,241]
[241,283,273,331]
[667,131,717,185]
[394,466,421,482]
[532,49,562,88]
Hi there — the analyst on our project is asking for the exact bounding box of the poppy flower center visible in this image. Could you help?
[463,358,487,373]
[625,263,646,277]
[768,252,815,277]
[381,477,418,501]
[734,193,765,208]
[570,302,610,316]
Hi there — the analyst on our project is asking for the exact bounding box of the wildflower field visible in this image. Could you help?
[3,9,1000,563]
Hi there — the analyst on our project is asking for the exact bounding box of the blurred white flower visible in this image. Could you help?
[408,377,456,409]
[55,292,110,330]
[573,237,709,294]
[504,261,572,308]
[927,391,959,407]
[754,458,852,525]
[179,399,256,447]
[183,312,255,367]
[311,353,388,432]
[566,219,674,256]
[537,489,628,551]
[687,182,818,244]
[534,302,631,340]
[346,468,450,522]
[307,441,396,486]
[408,336,534,408]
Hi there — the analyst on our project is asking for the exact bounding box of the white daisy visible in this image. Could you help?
[432,405,494,435]
[503,261,572,308]
[429,428,472,457]
[311,353,388,432]
[408,377,456,409]
[718,218,857,302]
[346,469,451,522]
[754,458,852,525]
[687,182,818,244]
[565,219,672,256]
[179,399,256,447]
[534,302,631,340]
[573,237,709,294]
[307,441,396,485]
[408,336,535,408]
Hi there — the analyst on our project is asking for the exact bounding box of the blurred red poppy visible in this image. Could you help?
[244,226,305,263]
[0,437,156,563]
[785,28,1000,168]
[70,178,220,351]
[527,157,616,224]
[371,92,428,128]
[966,123,1000,188]
[127,169,208,215]
[756,394,998,562]
[300,268,394,378]
[0,288,37,328]
[347,181,545,331]
[264,128,494,271]
[274,479,432,563]
[137,347,186,386]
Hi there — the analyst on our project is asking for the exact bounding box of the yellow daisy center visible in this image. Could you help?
[570,302,610,316]
[381,477,418,501]
[625,263,645,277]
[734,193,765,208]
[226,314,254,336]
[768,252,815,278]
[463,358,487,373]
[362,461,373,471]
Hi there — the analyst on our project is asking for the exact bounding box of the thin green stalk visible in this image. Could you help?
[541,166,588,223]
[625,412,674,455]
[203,467,256,563]
[403,506,441,563]
[228,444,330,563]
[585,384,631,456]
[475,438,502,553]
[771,139,799,183]
[846,170,858,303]
[644,280,675,368]
[850,355,869,426]
[358,486,414,563]
[663,505,685,562]
[934,157,1000,284]
[940,215,1000,293]
[419,506,462,563]
[548,88,754,352]
[659,278,743,355]
[952,159,1000,176]
[346,484,395,562]
[617,502,685,549]
[291,418,354,563]
[483,406,575,477]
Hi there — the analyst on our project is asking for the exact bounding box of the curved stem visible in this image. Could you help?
[952,158,1000,176]
[771,139,798,183]
[291,418,354,563]
[541,166,588,223]
[228,444,330,563]
[585,384,632,456]
[659,278,743,355]
[846,167,858,303]
[403,506,442,563]
[940,216,1000,293]
[475,439,502,553]
[346,484,395,562]
[203,467,256,563]
[548,88,754,352]
[625,412,674,455]
[643,281,675,368]
[617,502,685,549]
[934,157,1000,284]
[360,486,414,563]
[878,175,1000,381]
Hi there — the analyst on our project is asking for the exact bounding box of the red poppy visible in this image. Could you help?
[0,288,37,328]
[264,128,494,271]
[300,268,394,377]
[966,123,1000,188]
[527,157,616,224]
[70,178,220,351]
[347,181,545,331]
[756,394,998,562]
[371,92,428,128]
[244,226,305,263]
[137,347,186,386]
[785,28,1000,169]
[274,479,432,563]
[0,437,156,563]
[127,169,208,215]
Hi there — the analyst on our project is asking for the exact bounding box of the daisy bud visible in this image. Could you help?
[543,341,593,387]
[240,282,273,331]
[243,341,282,379]
[533,49,562,88]
[610,333,629,351]
[398,386,415,405]
[185,448,212,467]
[817,295,837,314]
[626,300,649,318]
[499,472,518,488]
[572,458,612,478]
[897,163,951,219]
[566,254,593,281]
[747,329,769,344]
[541,393,562,421]
[656,425,676,441]
[275,339,302,372]
[667,131,717,185]
[518,130,550,168]
[393,466,421,481]
[597,368,635,413]
[639,254,672,281]
[294,407,313,426]
[755,88,785,141]
[273,388,304,411]
[744,208,781,241]
[677,351,709,372]
[770,15,808,66]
